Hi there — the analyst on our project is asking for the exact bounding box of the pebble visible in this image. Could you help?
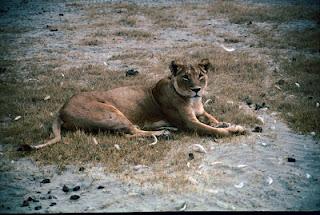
[97,185,105,189]
[79,167,85,171]
[234,182,244,188]
[73,186,80,191]
[62,185,69,193]
[40,179,50,184]
[287,157,296,162]
[14,116,22,121]
[34,206,42,210]
[188,153,194,160]
[256,116,264,124]
[49,202,56,207]
[70,195,80,200]
[125,69,139,76]
[59,13,63,16]
[22,200,29,207]
[252,126,263,133]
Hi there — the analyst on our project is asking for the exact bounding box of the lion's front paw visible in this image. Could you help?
[227,125,247,135]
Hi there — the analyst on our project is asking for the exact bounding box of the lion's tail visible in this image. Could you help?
[32,116,62,150]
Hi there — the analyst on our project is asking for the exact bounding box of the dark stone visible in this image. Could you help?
[22,200,29,207]
[47,190,51,194]
[70,195,80,200]
[48,195,57,199]
[34,206,42,210]
[27,196,34,201]
[97,185,105,189]
[62,185,69,193]
[79,167,85,171]
[17,144,33,152]
[50,28,58,32]
[59,13,64,16]
[0,67,6,73]
[252,126,263,133]
[188,153,194,160]
[36,191,41,194]
[247,21,252,25]
[288,157,296,162]
[50,202,56,206]
[125,69,139,76]
[41,179,50,184]
[32,199,39,203]
[255,102,267,110]
[40,196,46,200]
[276,79,285,85]
[72,186,80,191]
[292,57,296,62]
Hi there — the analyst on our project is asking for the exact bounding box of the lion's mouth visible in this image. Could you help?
[193,94,201,98]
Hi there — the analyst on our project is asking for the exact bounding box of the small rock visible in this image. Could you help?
[62,185,69,193]
[125,69,139,76]
[188,153,194,160]
[287,157,296,162]
[276,79,285,85]
[40,196,46,200]
[43,95,50,101]
[49,202,56,207]
[72,186,80,191]
[256,116,264,124]
[97,185,105,189]
[40,179,50,184]
[59,13,64,16]
[316,102,319,108]
[310,132,316,136]
[14,116,22,121]
[244,96,252,106]
[22,200,29,207]
[70,195,80,200]
[234,182,244,188]
[79,167,85,171]
[255,102,266,110]
[32,199,39,203]
[295,82,300,88]
[47,190,51,194]
[252,126,262,133]
[49,195,57,199]
[27,197,34,201]
[114,144,120,150]
[34,206,42,210]
[17,144,33,152]
[247,21,252,25]
[178,201,187,211]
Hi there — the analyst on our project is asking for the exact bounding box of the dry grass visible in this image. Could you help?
[113,29,153,40]
[208,0,319,24]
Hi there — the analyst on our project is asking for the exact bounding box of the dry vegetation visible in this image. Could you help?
[0,0,319,188]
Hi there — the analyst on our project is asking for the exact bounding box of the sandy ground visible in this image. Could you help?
[0,0,319,212]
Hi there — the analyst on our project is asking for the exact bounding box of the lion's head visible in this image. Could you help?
[169,58,212,98]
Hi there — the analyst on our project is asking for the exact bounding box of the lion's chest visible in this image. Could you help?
[189,98,204,116]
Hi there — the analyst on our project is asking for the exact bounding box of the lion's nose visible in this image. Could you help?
[191,87,201,93]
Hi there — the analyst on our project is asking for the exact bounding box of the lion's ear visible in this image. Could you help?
[169,60,180,76]
[199,58,212,73]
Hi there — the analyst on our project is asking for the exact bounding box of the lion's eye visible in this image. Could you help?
[182,75,189,81]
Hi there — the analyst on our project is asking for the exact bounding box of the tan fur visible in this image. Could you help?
[30,59,246,150]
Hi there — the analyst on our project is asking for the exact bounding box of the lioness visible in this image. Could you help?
[24,59,245,150]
